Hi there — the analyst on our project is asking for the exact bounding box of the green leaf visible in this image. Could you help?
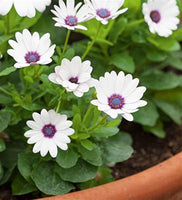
[90,127,119,138]
[78,145,102,166]
[80,140,94,151]
[101,133,133,164]
[0,110,11,132]
[108,18,127,44]
[154,98,182,125]
[146,48,167,62]
[18,152,40,182]
[56,159,98,183]
[144,121,165,138]
[123,0,141,14]
[31,162,74,195]
[12,174,37,195]
[140,71,181,90]
[147,37,180,51]
[0,35,12,45]
[56,148,79,168]
[64,48,75,60]
[0,139,6,152]
[134,101,159,126]
[0,94,12,104]
[109,53,135,73]
[0,67,16,76]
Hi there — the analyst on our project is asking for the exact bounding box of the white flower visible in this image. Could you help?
[84,0,128,25]
[51,0,91,30]
[7,29,56,68]
[49,56,96,97]
[142,0,180,37]
[0,0,51,18]
[24,109,74,158]
[91,71,147,121]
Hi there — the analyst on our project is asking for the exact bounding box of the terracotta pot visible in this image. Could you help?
[36,152,182,200]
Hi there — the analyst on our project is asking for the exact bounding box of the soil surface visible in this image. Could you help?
[112,121,182,179]
[0,122,182,200]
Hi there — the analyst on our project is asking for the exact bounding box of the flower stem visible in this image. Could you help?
[81,23,102,60]
[56,89,66,113]
[61,29,71,59]
[0,87,11,96]
[127,19,145,27]
[88,115,108,132]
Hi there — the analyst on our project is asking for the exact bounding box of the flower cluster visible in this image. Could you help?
[3,0,181,159]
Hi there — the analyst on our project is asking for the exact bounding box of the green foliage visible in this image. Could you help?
[56,159,98,183]
[101,132,133,164]
[0,0,182,197]
[56,148,80,168]
[31,162,74,195]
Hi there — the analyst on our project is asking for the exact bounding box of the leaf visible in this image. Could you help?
[134,101,159,126]
[80,140,94,151]
[18,152,40,182]
[12,174,37,195]
[78,145,102,166]
[144,121,165,138]
[140,71,181,90]
[154,98,182,125]
[0,67,16,76]
[0,110,11,132]
[56,148,79,168]
[90,127,119,138]
[123,0,141,14]
[146,48,167,62]
[101,133,133,164]
[0,139,6,152]
[109,53,135,73]
[31,162,74,195]
[0,35,12,45]
[108,18,127,44]
[147,37,180,51]
[55,159,98,183]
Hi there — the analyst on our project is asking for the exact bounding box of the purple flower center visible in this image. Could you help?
[108,94,125,109]
[42,124,56,138]
[96,8,110,18]
[65,16,78,26]
[69,77,78,84]
[25,51,40,64]
[150,10,161,23]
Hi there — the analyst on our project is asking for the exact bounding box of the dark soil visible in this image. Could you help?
[1,121,182,200]
[112,121,182,179]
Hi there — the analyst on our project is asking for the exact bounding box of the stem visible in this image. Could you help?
[82,104,93,125]
[56,89,66,113]
[61,29,71,59]
[127,19,145,27]
[88,115,108,132]
[56,101,61,113]
[81,23,102,60]
[0,87,12,96]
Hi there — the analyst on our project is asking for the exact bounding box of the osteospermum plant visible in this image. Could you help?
[0,0,182,198]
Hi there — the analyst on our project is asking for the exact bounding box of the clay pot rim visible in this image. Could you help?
[36,151,182,200]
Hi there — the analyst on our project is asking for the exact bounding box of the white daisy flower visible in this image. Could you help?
[24,109,74,158]
[142,0,180,37]
[91,71,147,121]
[84,0,128,25]
[51,0,91,30]
[7,29,56,68]
[49,56,96,97]
[0,0,51,18]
